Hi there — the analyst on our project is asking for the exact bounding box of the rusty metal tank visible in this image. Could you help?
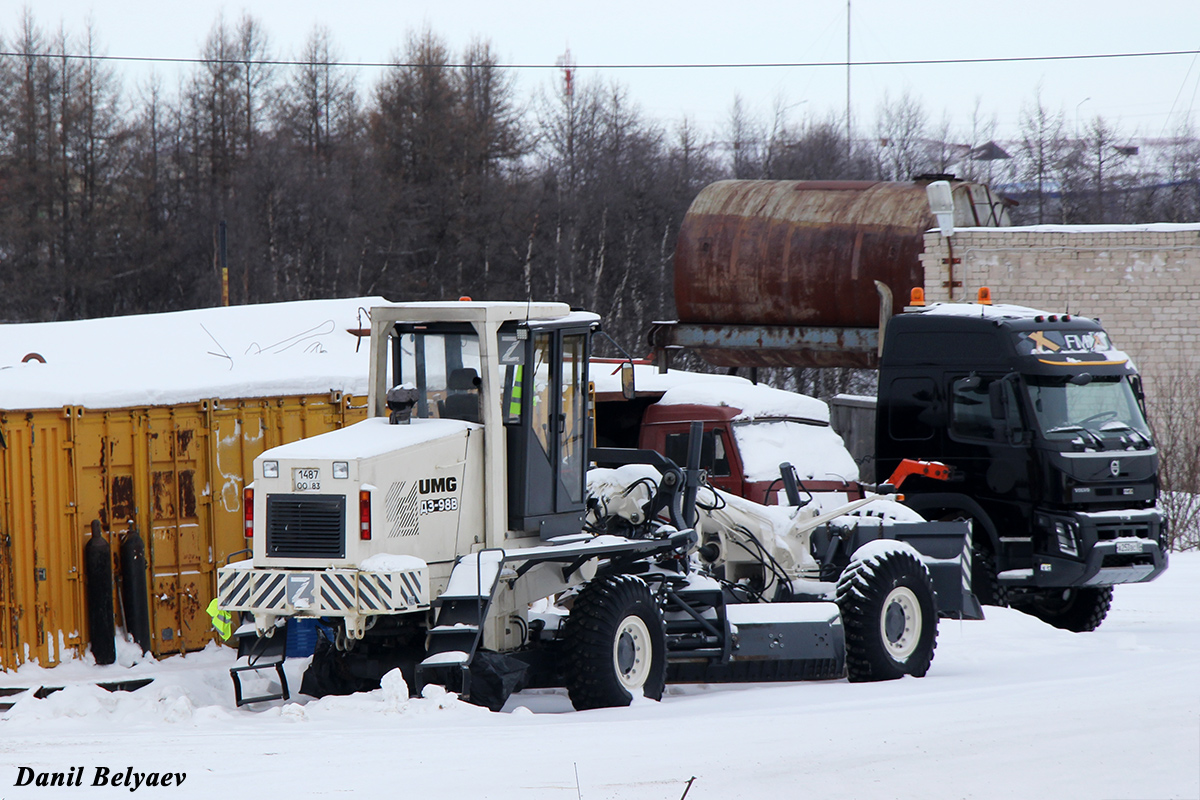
[673,179,1008,328]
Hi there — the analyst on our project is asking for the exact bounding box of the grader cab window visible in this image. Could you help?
[394,328,483,422]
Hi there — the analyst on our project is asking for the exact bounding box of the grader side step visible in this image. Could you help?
[230,626,290,707]
[415,548,506,698]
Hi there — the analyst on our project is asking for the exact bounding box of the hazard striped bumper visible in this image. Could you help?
[216,564,430,617]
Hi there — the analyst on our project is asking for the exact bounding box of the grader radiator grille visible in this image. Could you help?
[266,494,346,559]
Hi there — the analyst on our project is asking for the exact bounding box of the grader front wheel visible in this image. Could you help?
[837,545,939,682]
[561,575,667,710]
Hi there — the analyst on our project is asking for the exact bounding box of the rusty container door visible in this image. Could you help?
[0,409,85,670]
[71,408,133,658]
[140,408,210,655]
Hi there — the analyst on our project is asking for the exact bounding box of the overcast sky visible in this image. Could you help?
[10,0,1200,143]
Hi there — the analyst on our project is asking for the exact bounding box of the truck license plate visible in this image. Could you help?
[293,468,321,492]
[1115,541,1143,554]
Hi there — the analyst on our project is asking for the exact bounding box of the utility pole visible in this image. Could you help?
[846,0,852,165]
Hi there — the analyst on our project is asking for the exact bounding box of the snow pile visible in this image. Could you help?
[0,297,392,410]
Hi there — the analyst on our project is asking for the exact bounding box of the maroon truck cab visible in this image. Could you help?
[634,403,863,505]
[591,360,863,506]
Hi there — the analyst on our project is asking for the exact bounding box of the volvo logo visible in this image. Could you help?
[1110,459,1120,477]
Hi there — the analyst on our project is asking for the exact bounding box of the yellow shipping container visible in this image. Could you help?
[0,297,387,671]
[0,393,367,669]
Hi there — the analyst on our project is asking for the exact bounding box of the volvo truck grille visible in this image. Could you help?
[1095,521,1152,540]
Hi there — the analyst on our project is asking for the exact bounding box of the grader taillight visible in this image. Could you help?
[243,487,254,538]
[359,490,372,540]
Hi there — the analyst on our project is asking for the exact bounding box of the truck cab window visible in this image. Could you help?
[951,377,1000,441]
[530,333,554,456]
[560,334,587,503]
[664,429,731,477]
[1025,375,1151,444]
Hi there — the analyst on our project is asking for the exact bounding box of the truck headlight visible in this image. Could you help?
[1054,520,1078,557]
[262,460,279,479]
[333,461,349,479]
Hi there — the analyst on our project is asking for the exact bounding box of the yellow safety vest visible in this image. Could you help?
[206,598,233,641]
[508,366,523,419]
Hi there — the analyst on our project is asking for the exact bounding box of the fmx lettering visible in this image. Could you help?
[419,477,458,494]
[1062,332,1107,352]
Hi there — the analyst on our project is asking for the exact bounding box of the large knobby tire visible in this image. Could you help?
[1013,586,1112,632]
[922,510,1003,608]
[837,546,938,682]
[972,542,1009,607]
[561,575,667,710]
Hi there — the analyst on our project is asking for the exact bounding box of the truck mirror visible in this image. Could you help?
[620,361,636,400]
[988,381,1006,420]
[957,375,981,391]
[1129,374,1147,416]
[1069,372,1092,386]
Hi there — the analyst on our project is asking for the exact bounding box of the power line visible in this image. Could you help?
[0,48,1197,71]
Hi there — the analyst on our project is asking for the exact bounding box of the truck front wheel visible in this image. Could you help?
[561,575,667,710]
[1013,586,1113,632]
[837,545,938,682]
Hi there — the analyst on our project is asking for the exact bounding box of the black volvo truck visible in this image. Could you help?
[875,302,1168,631]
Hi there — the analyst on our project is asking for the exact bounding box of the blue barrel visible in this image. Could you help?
[285,619,319,658]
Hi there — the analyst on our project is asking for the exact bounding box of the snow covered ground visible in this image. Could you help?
[3,554,1198,799]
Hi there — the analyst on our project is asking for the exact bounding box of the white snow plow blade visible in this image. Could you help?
[217,564,431,617]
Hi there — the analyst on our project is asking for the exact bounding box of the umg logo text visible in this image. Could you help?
[419,477,458,494]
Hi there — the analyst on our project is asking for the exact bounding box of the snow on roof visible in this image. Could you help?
[0,297,392,410]
[915,301,1065,320]
[590,361,751,397]
[266,417,471,461]
[733,420,859,482]
[949,222,1200,234]
[916,302,1111,326]
[374,301,594,326]
[656,381,831,424]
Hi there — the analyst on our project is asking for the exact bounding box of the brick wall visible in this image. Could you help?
[920,225,1200,402]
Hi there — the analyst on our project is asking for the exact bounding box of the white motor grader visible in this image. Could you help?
[218,301,974,710]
